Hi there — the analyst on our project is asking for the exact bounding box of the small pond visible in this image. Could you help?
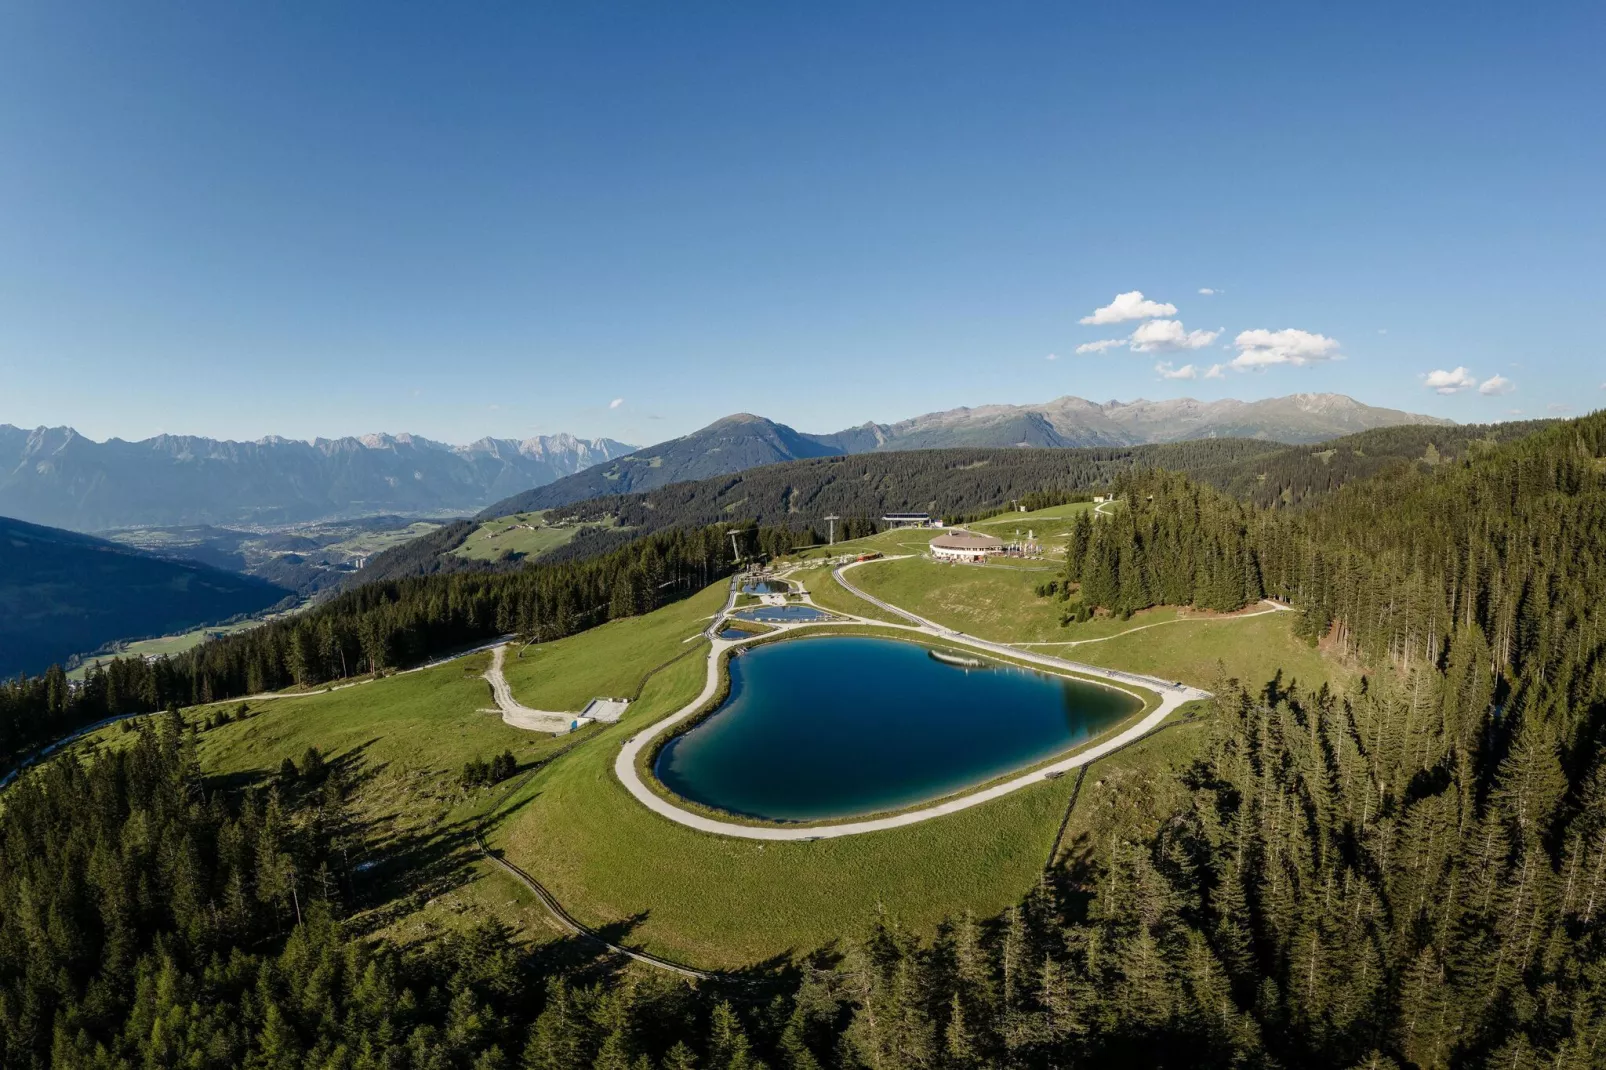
[731,605,832,623]
[654,635,1141,821]
[742,580,793,595]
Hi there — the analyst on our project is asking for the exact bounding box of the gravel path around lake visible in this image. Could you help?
[610,562,1210,840]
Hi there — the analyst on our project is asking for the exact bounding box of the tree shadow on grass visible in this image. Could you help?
[1048,830,1101,923]
[203,768,272,795]
[347,805,487,936]
[337,739,590,941]
[327,738,389,794]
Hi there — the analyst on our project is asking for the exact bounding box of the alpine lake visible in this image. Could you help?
[654,635,1142,822]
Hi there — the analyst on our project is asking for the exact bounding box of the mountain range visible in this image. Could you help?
[0,427,635,530]
[493,393,1451,512]
[3,393,1448,531]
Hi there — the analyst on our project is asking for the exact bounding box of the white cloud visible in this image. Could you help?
[1130,319,1220,352]
[1075,339,1126,355]
[1378,328,1388,335]
[1478,374,1515,396]
[1045,353,1058,361]
[1204,363,1226,379]
[1548,403,1571,413]
[1424,367,1478,394]
[1155,361,1199,380]
[1230,328,1342,369]
[1080,290,1177,325]
[1197,287,1218,295]
[609,397,624,409]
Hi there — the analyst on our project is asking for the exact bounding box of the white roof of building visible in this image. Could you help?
[930,531,1004,550]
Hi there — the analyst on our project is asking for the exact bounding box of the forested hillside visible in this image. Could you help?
[1041,412,1606,1064]
[0,515,291,679]
[1,712,749,1068]
[487,425,1539,560]
[494,439,1285,535]
[495,395,1450,512]
[1202,418,1555,508]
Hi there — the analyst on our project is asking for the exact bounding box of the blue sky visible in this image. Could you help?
[2,2,1602,446]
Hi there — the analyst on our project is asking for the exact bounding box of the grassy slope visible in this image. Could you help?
[1051,716,1214,874]
[849,557,1075,642]
[845,553,1344,693]
[500,582,724,709]
[794,564,901,623]
[451,511,619,563]
[69,619,261,681]
[786,526,942,562]
[1066,609,1342,693]
[968,501,1097,549]
[495,648,1077,968]
[71,654,589,946]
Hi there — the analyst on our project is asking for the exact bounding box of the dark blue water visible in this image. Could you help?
[655,636,1140,821]
[731,605,832,623]
[742,580,792,595]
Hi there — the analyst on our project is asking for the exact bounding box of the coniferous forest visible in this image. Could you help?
[2,414,1604,1067]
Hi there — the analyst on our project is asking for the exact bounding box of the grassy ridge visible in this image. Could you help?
[451,511,624,563]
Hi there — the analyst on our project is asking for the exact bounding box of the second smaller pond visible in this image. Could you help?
[742,580,793,595]
[731,605,833,623]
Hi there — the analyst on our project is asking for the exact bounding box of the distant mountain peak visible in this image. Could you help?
[710,412,770,427]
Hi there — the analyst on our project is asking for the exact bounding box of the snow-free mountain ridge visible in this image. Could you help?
[491,392,1453,512]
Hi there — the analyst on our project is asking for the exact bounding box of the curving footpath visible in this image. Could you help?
[1012,598,1296,647]
[482,644,577,733]
[475,832,710,980]
[611,559,1210,841]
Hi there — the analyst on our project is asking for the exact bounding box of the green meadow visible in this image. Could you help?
[452,511,627,563]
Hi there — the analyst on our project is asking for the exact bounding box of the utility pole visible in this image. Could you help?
[825,514,840,546]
